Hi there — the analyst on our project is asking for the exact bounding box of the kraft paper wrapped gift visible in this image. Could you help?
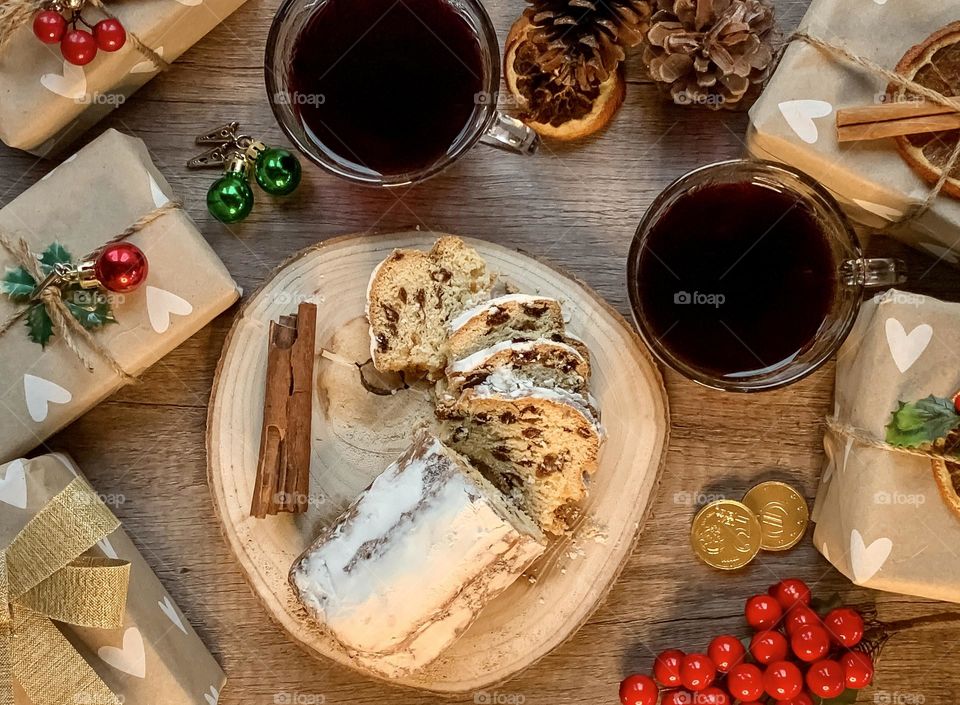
[0,0,248,155]
[0,453,226,704]
[0,128,240,463]
[814,290,960,604]
[747,0,960,265]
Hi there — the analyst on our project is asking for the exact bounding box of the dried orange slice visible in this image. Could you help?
[504,16,626,142]
[889,21,960,199]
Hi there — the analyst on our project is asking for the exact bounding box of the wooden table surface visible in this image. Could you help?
[3,0,960,703]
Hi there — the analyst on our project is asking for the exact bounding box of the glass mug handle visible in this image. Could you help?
[841,258,908,288]
[480,111,539,155]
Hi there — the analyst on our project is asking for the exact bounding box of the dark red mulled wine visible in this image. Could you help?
[633,181,837,381]
[287,0,484,177]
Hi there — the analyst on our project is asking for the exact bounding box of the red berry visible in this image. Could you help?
[61,29,98,66]
[790,624,831,662]
[763,661,803,700]
[680,653,716,692]
[93,18,126,52]
[33,10,66,44]
[769,579,812,610]
[94,242,149,293]
[745,594,783,630]
[654,649,685,687]
[693,686,730,705]
[775,693,815,705]
[619,674,658,705]
[750,630,789,665]
[707,635,744,673]
[727,663,764,701]
[784,605,821,636]
[806,659,845,698]
[661,690,694,705]
[841,651,874,689]
[954,391,960,415]
[824,608,865,648]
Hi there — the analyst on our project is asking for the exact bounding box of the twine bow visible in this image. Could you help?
[0,475,131,705]
[0,200,183,382]
[786,31,960,224]
[0,0,170,71]
[826,416,960,464]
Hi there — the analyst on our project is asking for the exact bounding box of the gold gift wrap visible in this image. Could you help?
[747,0,960,265]
[0,129,240,463]
[814,290,960,604]
[0,453,226,704]
[0,0,248,155]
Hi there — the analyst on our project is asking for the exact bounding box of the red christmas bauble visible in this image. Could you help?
[61,29,98,66]
[94,242,149,293]
[33,10,67,44]
[94,18,126,52]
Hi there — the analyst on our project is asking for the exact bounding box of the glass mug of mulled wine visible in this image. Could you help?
[265,0,539,186]
[628,160,907,392]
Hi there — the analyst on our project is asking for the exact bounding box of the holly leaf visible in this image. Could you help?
[64,289,116,329]
[819,689,858,705]
[885,395,960,447]
[38,242,72,276]
[1,267,36,302]
[810,592,843,614]
[25,304,53,347]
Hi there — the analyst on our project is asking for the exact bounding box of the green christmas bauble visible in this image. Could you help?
[254,147,302,196]
[207,173,254,224]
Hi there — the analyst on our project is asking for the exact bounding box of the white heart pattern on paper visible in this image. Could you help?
[146,286,193,334]
[852,198,903,222]
[23,374,72,423]
[40,61,87,100]
[98,627,146,678]
[850,529,893,583]
[885,318,932,373]
[873,0,888,4]
[158,595,187,635]
[778,99,834,144]
[176,0,204,5]
[0,460,28,510]
[98,536,119,559]
[131,47,164,74]
[204,686,220,705]
[148,173,170,208]
[920,242,960,265]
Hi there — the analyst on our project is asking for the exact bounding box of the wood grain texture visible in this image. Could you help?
[207,232,668,693]
[3,0,960,702]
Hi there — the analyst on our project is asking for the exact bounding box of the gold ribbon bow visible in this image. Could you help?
[0,476,130,705]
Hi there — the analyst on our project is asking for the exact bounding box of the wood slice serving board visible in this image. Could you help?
[207,232,669,694]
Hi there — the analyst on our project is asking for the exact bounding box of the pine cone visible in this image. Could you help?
[504,0,652,139]
[643,0,776,110]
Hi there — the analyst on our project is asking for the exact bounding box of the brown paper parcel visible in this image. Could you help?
[814,289,960,603]
[747,0,960,265]
[0,128,240,463]
[0,453,226,704]
[0,0,248,155]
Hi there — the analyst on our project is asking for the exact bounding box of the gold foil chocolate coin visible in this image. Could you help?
[691,500,762,570]
[742,481,809,551]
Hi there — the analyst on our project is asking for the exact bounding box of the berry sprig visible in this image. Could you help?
[33,1,126,67]
[619,579,875,705]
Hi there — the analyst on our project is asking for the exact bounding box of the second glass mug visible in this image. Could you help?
[264,0,539,187]
[628,160,908,392]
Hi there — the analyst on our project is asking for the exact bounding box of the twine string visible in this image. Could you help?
[0,200,183,382]
[826,416,960,464]
[787,30,960,223]
[0,0,170,70]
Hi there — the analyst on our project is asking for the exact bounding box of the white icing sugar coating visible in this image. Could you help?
[447,294,556,333]
[448,338,585,376]
[290,434,545,678]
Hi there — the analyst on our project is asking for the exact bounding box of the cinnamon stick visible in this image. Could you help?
[837,99,960,143]
[250,302,318,518]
